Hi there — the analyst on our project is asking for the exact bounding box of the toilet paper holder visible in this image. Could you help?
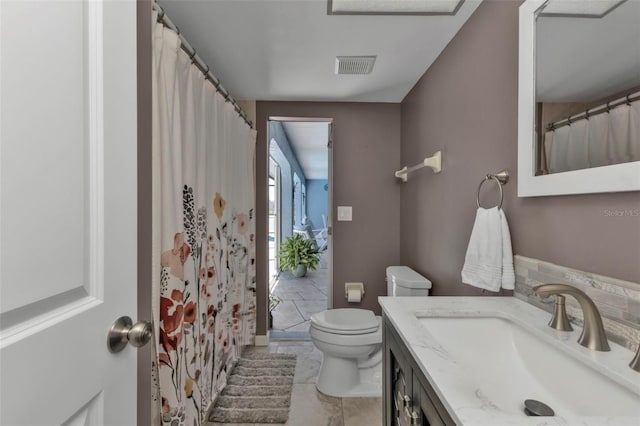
[345,282,364,302]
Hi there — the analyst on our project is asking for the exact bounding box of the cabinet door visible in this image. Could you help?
[416,381,445,426]
[393,350,412,425]
[415,370,456,426]
[385,318,419,426]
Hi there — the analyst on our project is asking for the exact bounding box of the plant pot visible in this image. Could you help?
[292,264,307,277]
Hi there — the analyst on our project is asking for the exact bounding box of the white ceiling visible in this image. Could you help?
[281,122,330,179]
[157,0,482,102]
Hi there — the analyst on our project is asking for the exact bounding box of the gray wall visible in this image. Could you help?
[256,102,401,335]
[400,0,640,296]
[306,179,328,230]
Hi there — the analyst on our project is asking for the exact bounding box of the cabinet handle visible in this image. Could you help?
[404,406,421,425]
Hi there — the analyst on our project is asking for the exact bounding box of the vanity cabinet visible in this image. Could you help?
[383,316,455,426]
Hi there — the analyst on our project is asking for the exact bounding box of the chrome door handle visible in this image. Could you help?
[107,316,152,353]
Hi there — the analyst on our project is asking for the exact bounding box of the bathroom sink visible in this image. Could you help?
[415,315,640,417]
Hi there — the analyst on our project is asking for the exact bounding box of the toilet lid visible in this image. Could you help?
[310,309,379,335]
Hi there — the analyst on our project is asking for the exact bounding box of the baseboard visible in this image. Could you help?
[269,330,310,340]
[254,333,270,346]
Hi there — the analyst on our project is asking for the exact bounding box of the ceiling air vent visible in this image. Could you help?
[335,56,376,75]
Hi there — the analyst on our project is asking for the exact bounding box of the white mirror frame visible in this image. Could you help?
[517,0,640,197]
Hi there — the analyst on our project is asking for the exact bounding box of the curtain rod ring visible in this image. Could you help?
[189,50,197,63]
[627,95,632,106]
[606,101,612,113]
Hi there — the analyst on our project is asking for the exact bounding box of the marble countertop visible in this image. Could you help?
[378,296,640,426]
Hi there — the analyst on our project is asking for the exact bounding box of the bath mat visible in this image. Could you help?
[208,352,296,424]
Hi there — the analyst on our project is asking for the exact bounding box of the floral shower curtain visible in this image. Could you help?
[151,13,257,426]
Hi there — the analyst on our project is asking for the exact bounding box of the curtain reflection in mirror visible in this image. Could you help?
[539,94,639,174]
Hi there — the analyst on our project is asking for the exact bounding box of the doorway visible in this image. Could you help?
[267,118,333,338]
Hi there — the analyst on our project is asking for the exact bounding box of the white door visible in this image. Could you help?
[0,0,139,424]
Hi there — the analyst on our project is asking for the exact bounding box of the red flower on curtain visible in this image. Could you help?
[160,291,184,352]
[161,233,191,280]
[184,301,196,324]
[160,328,182,352]
[161,296,183,333]
[171,289,183,302]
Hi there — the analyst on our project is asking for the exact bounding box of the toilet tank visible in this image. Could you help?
[386,266,432,297]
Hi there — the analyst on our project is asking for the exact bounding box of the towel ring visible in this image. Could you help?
[476,170,509,209]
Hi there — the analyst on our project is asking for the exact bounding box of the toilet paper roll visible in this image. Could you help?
[347,288,362,303]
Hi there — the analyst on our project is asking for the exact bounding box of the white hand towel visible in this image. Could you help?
[500,209,515,290]
[461,207,515,292]
[461,207,503,292]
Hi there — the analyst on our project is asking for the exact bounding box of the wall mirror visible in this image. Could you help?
[518,0,640,196]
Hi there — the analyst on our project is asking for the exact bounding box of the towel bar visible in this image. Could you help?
[394,151,442,182]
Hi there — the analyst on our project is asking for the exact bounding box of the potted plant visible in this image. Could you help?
[268,294,282,329]
[276,234,320,277]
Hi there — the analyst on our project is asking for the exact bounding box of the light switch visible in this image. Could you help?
[337,206,352,221]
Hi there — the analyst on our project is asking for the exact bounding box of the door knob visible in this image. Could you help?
[107,316,153,353]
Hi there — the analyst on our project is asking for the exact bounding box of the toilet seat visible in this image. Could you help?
[310,308,379,335]
[310,317,382,346]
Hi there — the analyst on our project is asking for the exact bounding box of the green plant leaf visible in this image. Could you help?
[276,234,320,272]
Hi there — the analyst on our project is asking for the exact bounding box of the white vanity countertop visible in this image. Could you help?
[378,296,640,426]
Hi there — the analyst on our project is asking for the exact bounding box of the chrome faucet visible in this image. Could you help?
[533,284,610,352]
[547,294,573,332]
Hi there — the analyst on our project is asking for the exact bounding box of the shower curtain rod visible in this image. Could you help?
[546,91,640,131]
[153,2,254,129]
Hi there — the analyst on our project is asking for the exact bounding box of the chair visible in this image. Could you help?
[311,215,328,251]
[298,217,328,252]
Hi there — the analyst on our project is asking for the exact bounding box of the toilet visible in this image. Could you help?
[310,266,432,397]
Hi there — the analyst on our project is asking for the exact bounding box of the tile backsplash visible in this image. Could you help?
[514,255,640,352]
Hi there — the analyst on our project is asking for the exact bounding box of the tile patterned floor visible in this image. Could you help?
[270,266,329,335]
[207,340,383,426]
